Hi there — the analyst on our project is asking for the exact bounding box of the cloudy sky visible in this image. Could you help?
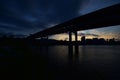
[0,0,120,40]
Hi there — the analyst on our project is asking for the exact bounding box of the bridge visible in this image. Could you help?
[27,3,120,42]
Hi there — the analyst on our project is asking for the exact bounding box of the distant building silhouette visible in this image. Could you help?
[81,36,86,44]
[0,34,120,45]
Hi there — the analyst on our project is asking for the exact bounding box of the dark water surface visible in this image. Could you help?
[0,45,120,80]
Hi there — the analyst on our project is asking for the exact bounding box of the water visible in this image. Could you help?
[38,45,120,80]
[45,46,120,66]
[0,45,120,80]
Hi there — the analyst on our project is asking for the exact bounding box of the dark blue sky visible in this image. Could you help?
[0,0,120,39]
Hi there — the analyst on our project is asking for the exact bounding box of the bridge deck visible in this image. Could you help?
[27,3,120,39]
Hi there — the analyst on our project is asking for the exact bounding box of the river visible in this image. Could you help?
[0,45,120,80]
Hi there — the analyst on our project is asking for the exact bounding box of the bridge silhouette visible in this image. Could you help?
[27,3,120,42]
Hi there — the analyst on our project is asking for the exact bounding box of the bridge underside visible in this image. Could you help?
[27,3,120,40]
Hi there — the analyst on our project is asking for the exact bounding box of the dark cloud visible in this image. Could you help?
[0,32,26,38]
[0,0,85,35]
[78,33,100,37]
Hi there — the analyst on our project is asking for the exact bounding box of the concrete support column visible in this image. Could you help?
[68,31,73,57]
[74,31,79,54]
[69,31,72,42]
[74,31,78,42]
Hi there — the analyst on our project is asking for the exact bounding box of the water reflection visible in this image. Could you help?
[1,44,120,80]
[68,45,79,67]
[41,45,120,80]
[45,45,120,66]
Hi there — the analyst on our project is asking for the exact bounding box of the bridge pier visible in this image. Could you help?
[68,31,73,56]
[69,31,78,42]
[68,31,79,55]
[69,31,72,42]
[68,31,79,44]
[74,31,78,42]
[74,31,79,54]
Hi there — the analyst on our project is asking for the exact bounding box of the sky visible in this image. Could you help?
[0,0,120,40]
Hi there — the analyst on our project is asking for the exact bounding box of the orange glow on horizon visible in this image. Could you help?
[50,33,119,41]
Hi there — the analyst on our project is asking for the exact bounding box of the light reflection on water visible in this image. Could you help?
[42,45,120,79]
[46,45,120,66]
[1,45,120,80]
